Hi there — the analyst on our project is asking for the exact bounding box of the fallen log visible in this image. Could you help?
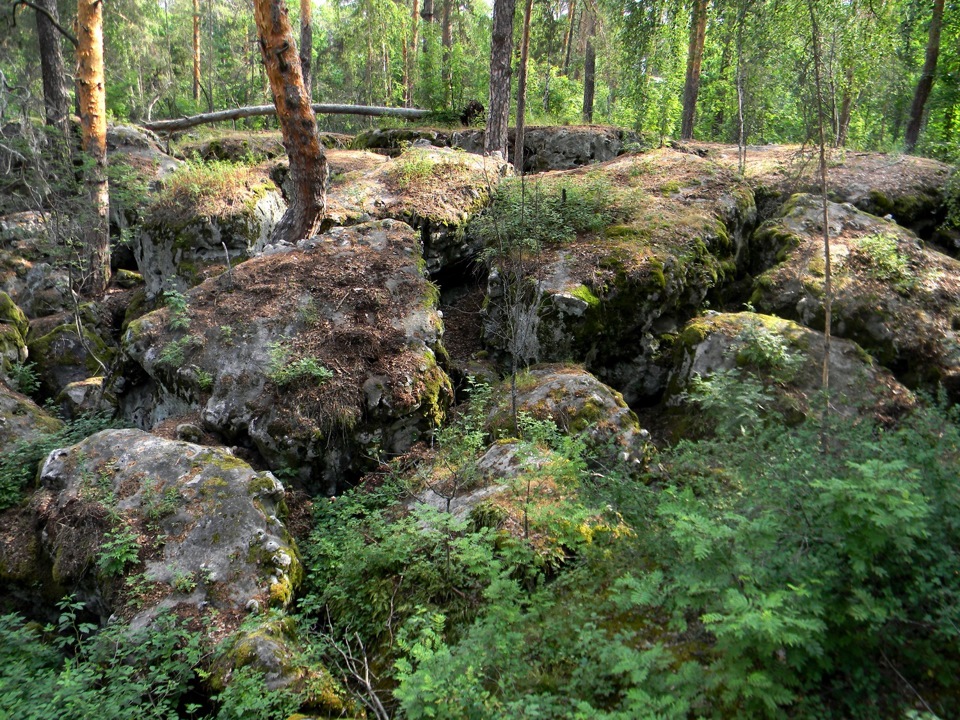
[142,103,432,133]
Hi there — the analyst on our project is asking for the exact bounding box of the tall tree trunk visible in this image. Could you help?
[514,0,533,170]
[485,0,517,158]
[904,0,945,152]
[193,0,201,101]
[421,0,433,22]
[253,0,328,242]
[562,0,576,76]
[300,0,313,99]
[680,0,708,139]
[835,65,854,147]
[35,0,72,140]
[441,0,453,105]
[581,7,595,123]
[77,0,110,296]
[407,0,420,106]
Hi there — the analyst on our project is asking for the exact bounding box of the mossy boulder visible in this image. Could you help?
[27,309,117,399]
[750,194,960,397]
[31,428,299,625]
[0,381,62,454]
[486,364,649,466]
[479,149,756,403]
[0,211,73,318]
[136,162,285,299]
[666,311,914,436]
[684,142,954,245]
[0,292,29,379]
[176,129,351,163]
[122,219,452,493]
[325,145,511,274]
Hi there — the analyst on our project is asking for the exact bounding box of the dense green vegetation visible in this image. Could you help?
[4,375,960,717]
[1,0,957,158]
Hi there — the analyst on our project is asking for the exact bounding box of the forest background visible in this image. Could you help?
[1,0,958,161]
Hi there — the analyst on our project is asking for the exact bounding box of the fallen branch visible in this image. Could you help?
[142,103,431,133]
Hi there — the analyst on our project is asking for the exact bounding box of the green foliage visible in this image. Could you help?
[734,318,801,380]
[97,527,140,576]
[7,360,40,395]
[164,289,191,331]
[211,666,299,720]
[266,341,333,387]
[194,367,214,391]
[853,232,916,292]
[473,175,618,256]
[0,411,119,511]
[157,335,201,369]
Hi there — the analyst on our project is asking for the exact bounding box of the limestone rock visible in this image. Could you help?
[135,163,285,299]
[480,149,756,403]
[750,195,960,398]
[122,219,452,492]
[326,146,511,275]
[486,364,649,466]
[667,312,914,434]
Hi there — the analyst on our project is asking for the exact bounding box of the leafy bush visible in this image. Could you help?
[266,341,333,386]
[97,527,140,576]
[7,360,40,395]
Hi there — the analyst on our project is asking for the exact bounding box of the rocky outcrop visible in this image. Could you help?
[480,149,756,403]
[0,381,62,454]
[0,211,73,318]
[667,311,914,433]
[123,219,452,493]
[686,142,954,246]
[750,195,960,397]
[135,163,285,299]
[177,130,351,162]
[486,364,649,466]
[325,146,510,274]
[353,125,639,173]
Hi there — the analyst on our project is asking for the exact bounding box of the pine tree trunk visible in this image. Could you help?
[300,0,313,99]
[35,0,71,140]
[408,0,420,106]
[681,0,708,139]
[904,0,945,152]
[562,0,576,77]
[253,0,328,243]
[486,0,517,158]
[421,0,434,23]
[77,0,110,296]
[582,8,595,123]
[514,0,533,170]
[193,0,201,101]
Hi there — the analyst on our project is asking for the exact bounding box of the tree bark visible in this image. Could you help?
[300,0,312,98]
[192,0,201,101]
[253,0,328,243]
[514,0,533,170]
[408,0,420,106]
[441,0,453,105]
[562,0,576,77]
[680,0,708,140]
[35,0,71,139]
[77,0,110,296]
[421,0,433,23]
[486,0,517,158]
[581,7,595,123]
[904,0,945,152]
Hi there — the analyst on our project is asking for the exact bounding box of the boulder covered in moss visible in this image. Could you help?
[749,194,960,397]
[26,304,117,399]
[666,311,914,435]
[486,364,649,466]
[479,149,756,403]
[122,219,452,493]
[326,145,510,274]
[0,211,73,318]
[136,161,285,299]
[25,429,300,625]
[0,291,29,378]
[685,142,954,245]
[177,129,351,163]
[0,381,62,454]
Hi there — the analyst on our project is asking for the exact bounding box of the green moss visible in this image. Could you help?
[420,356,453,429]
[0,292,28,338]
[202,450,252,473]
[570,284,601,308]
[247,474,279,496]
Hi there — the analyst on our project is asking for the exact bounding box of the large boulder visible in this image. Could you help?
[486,364,649,466]
[667,311,914,434]
[750,195,960,397]
[135,162,285,299]
[326,145,511,274]
[176,129,351,163]
[0,381,62,455]
[122,219,452,493]
[0,211,73,317]
[0,291,29,380]
[479,149,756,403]
[686,142,955,247]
